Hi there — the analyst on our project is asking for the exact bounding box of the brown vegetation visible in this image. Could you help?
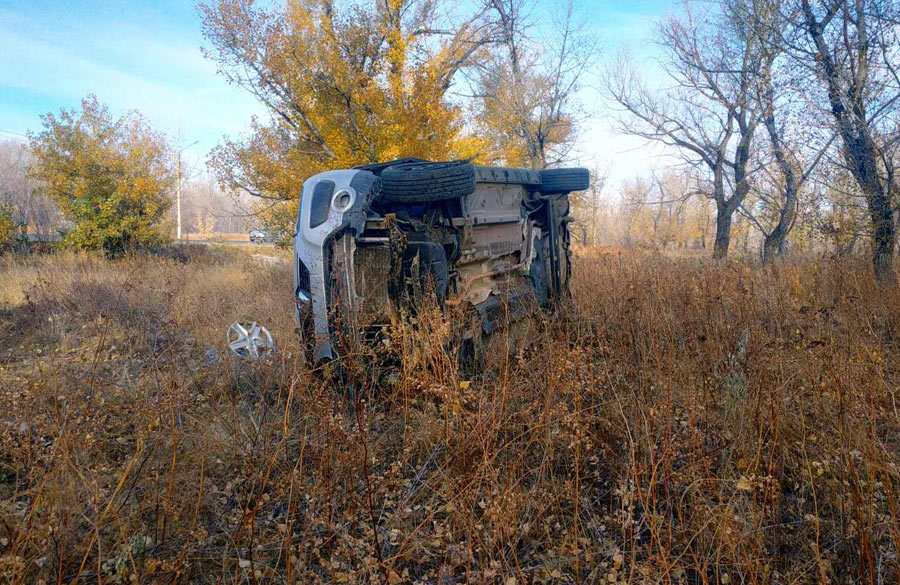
[1,248,899,583]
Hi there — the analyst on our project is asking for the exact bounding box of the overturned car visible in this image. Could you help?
[293,159,589,363]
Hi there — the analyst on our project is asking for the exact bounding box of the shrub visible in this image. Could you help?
[28,95,174,257]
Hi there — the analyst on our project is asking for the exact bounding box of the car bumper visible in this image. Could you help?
[293,169,382,362]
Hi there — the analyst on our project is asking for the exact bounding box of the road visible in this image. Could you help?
[180,239,277,246]
[22,234,279,247]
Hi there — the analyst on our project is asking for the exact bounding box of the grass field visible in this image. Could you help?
[1,247,899,584]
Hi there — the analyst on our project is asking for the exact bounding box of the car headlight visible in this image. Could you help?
[295,287,311,309]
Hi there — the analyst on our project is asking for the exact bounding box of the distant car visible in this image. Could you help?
[249,229,268,243]
[293,158,590,363]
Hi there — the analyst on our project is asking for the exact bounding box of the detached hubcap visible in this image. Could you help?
[227,321,275,359]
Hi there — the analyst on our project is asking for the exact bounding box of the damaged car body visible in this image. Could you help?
[293,159,590,363]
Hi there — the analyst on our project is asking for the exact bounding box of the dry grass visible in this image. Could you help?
[1,247,899,584]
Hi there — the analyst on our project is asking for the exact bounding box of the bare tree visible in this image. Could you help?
[743,35,835,262]
[570,165,609,244]
[606,0,772,259]
[730,0,836,262]
[474,0,597,168]
[0,139,60,236]
[787,0,900,281]
[810,161,871,254]
[178,177,256,236]
[616,170,706,250]
[619,176,654,247]
[752,73,807,261]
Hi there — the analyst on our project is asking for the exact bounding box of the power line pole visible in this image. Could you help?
[176,155,182,240]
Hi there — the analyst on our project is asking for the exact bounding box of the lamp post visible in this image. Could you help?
[176,141,198,240]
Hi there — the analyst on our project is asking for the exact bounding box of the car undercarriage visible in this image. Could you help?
[293,159,590,363]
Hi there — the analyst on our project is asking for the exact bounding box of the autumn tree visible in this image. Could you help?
[607,0,772,259]
[28,95,174,255]
[200,0,493,233]
[473,0,596,168]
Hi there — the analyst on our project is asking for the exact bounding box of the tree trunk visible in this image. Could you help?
[801,0,896,283]
[713,206,732,260]
[868,188,896,283]
[762,194,797,265]
[713,113,752,262]
[760,77,800,266]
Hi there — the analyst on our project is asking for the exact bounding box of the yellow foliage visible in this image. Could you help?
[476,61,575,168]
[28,95,174,255]
[201,0,487,234]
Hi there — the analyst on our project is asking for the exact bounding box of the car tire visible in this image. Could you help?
[380,161,476,202]
[538,168,590,194]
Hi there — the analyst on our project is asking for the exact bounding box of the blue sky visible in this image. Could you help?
[0,0,675,182]
[0,0,263,169]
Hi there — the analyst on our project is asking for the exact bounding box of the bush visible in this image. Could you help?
[28,95,174,257]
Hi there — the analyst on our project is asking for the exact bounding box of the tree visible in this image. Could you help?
[200,0,493,233]
[473,0,596,168]
[736,50,835,262]
[726,0,834,263]
[0,139,59,236]
[789,0,900,281]
[619,176,654,247]
[613,170,710,250]
[179,177,255,236]
[812,160,871,255]
[606,0,772,259]
[569,165,608,245]
[29,95,174,255]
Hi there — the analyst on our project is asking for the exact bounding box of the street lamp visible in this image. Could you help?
[176,140,199,240]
